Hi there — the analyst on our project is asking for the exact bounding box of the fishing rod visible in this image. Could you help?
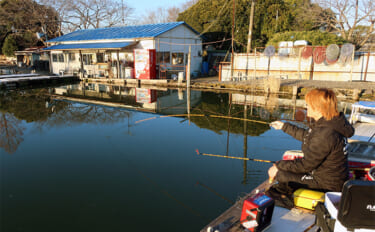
[135,114,270,125]
[195,149,276,163]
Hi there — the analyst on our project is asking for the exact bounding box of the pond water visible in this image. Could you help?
[0,83,346,231]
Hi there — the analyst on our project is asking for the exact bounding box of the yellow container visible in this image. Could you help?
[293,188,325,210]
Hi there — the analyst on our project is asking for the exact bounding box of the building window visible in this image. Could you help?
[58,54,64,62]
[69,53,75,61]
[82,54,93,65]
[156,51,170,64]
[172,52,184,65]
[52,54,64,62]
[96,53,104,63]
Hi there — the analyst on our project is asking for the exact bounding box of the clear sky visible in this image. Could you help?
[128,0,189,19]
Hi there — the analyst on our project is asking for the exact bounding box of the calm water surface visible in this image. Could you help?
[1,83,312,231]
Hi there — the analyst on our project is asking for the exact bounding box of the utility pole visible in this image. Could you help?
[230,0,236,81]
[187,45,191,88]
[246,0,255,54]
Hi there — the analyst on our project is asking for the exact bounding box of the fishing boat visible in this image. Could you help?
[200,141,375,232]
[349,101,375,143]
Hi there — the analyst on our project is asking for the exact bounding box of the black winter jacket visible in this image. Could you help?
[276,112,355,192]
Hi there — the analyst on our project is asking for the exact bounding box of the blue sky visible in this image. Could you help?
[128,0,189,19]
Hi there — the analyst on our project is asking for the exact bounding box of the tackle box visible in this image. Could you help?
[293,188,325,210]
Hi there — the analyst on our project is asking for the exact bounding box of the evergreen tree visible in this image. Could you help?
[2,35,17,57]
[0,0,60,54]
[178,0,299,50]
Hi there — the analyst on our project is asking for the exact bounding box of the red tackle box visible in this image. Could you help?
[240,193,275,232]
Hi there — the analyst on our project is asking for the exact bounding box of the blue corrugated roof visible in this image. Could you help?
[47,22,198,42]
[44,42,133,50]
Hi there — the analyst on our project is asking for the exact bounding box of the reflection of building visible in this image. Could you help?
[232,94,306,108]
[53,84,201,114]
[45,22,202,79]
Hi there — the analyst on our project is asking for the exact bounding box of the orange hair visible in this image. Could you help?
[305,88,339,120]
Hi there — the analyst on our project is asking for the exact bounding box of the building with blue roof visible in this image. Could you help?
[44,22,202,79]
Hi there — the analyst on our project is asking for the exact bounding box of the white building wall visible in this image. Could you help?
[137,39,156,49]
[49,24,202,78]
[221,53,375,82]
[156,25,202,75]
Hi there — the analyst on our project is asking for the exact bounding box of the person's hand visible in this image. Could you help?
[268,164,278,183]
[270,121,284,130]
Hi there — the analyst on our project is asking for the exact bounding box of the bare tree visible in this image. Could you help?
[313,0,375,47]
[141,7,170,24]
[181,0,198,11]
[140,0,198,25]
[37,0,134,33]
[140,6,181,24]
[167,7,181,22]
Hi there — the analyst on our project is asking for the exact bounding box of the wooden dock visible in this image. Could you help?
[0,74,79,89]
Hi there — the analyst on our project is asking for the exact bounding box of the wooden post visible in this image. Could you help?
[79,50,84,79]
[253,47,257,79]
[298,47,302,79]
[243,104,248,184]
[116,51,120,79]
[246,0,255,54]
[364,52,370,81]
[309,55,314,80]
[246,0,255,80]
[187,87,191,125]
[219,63,222,81]
[187,45,191,88]
[49,52,53,74]
[350,44,355,82]
[230,0,235,81]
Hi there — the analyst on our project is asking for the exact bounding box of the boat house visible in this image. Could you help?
[44,22,203,79]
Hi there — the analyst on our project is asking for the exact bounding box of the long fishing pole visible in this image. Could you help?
[135,114,270,125]
[195,149,276,163]
[196,150,373,172]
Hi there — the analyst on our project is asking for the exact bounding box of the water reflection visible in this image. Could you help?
[0,112,24,154]
[0,83,314,154]
[1,83,342,231]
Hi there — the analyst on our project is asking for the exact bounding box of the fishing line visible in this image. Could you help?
[196,181,234,205]
[105,137,208,221]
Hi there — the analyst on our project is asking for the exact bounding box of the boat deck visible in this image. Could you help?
[350,122,375,143]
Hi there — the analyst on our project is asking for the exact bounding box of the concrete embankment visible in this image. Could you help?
[86,76,375,100]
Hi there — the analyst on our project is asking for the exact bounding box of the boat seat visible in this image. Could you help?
[320,180,375,232]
